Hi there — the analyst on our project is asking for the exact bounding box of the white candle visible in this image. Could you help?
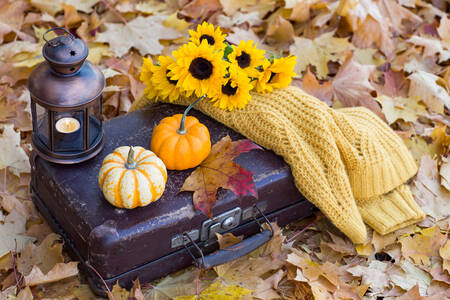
[55,117,80,134]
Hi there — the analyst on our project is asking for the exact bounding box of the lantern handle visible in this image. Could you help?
[43,27,75,46]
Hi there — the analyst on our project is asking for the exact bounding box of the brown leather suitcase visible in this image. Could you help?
[30,103,314,295]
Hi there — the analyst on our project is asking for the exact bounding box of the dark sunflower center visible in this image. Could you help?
[200,34,215,45]
[165,70,178,85]
[236,51,251,68]
[189,57,213,80]
[268,71,277,83]
[221,80,238,96]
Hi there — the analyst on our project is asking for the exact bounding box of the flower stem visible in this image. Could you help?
[177,95,206,135]
[125,146,136,169]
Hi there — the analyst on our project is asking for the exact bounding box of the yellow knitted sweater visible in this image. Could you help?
[130,86,425,244]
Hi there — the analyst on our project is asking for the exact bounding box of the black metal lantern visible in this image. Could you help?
[28,28,105,164]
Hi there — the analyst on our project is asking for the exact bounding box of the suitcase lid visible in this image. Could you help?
[32,104,303,278]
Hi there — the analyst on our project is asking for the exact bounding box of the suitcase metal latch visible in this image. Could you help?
[199,207,242,241]
[170,207,242,249]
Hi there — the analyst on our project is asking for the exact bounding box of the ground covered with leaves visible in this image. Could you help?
[0,0,449,299]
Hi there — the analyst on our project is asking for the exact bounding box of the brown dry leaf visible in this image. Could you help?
[181,136,261,217]
[0,210,35,257]
[371,230,398,252]
[216,232,243,249]
[429,126,450,157]
[441,156,450,191]
[109,282,130,300]
[96,16,181,57]
[300,68,333,106]
[289,31,352,79]
[179,0,222,20]
[29,0,99,16]
[390,259,431,296]
[265,15,294,45]
[352,15,394,56]
[213,224,285,290]
[399,226,447,268]
[0,0,34,44]
[408,35,450,64]
[322,232,356,256]
[286,250,341,287]
[332,54,384,118]
[24,261,79,286]
[346,261,390,294]
[439,240,450,273]
[378,95,426,125]
[63,4,84,28]
[377,0,422,35]
[226,27,273,52]
[412,155,450,222]
[16,286,33,300]
[17,233,64,276]
[146,268,216,299]
[408,71,450,114]
[0,124,30,176]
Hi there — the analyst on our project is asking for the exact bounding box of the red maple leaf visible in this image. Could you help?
[180,136,261,218]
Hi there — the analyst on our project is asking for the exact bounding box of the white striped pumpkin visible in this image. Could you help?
[98,146,167,209]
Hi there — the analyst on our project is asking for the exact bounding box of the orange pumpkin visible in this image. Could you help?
[150,96,211,170]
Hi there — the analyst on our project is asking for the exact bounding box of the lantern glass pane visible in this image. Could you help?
[35,102,49,147]
[88,100,102,147]
[54,111,84,152]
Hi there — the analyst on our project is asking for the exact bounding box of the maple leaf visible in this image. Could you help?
[29,0,99,16]
[0,210,35,257]
[398,226,447,268]
[266,15,295,45]
[440,240,450,273]
[289,31,352,79]
[377,95,426,124]
[300,68,333,106]
[0,124,30,176]
[96,16,181,57]
[17,233,64,276]
[390,259,431,296]
[441,157,450,191]
[24,261,79,286]
[181,135,261,217]
[347,261,390,294]
[408,71,450,114]
[411,155,450,222]
[332,54,384,119]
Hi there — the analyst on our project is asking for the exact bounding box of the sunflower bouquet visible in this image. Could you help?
[140,22,297,111]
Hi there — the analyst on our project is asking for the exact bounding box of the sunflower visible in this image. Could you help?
[170,40,227,98]
[189,22,226,51]
[255,56,297,93]
[150,56,181,102]
[228,40,265,78]
[212,65,253,111]
[140,57,158,99]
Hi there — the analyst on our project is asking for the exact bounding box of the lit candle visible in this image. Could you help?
[55,117,80,134]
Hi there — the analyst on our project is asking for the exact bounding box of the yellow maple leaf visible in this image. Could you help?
[175,280,252,300]
[377,95,427,124]
[289,31,352,79]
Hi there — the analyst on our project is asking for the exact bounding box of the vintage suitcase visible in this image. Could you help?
[30,103,314,295]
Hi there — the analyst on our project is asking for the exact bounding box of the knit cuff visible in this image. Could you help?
[357,184,425,235]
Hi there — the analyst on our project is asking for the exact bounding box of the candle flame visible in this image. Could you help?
[56,117,80,133]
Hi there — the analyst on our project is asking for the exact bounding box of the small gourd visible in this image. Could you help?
[151,96,211,170]
[98,146,167,209]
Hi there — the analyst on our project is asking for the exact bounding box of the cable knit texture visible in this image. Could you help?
[130,86,425,244]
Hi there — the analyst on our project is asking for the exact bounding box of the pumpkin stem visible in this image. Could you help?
[177,95,206,135]
[125,146,136,169]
